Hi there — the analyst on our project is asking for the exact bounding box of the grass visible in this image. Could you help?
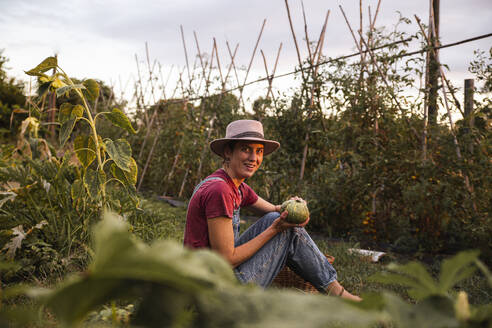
[3,196,489,327]
[133,202,490,306]
[129,197,187,244]
[313,238,491,305]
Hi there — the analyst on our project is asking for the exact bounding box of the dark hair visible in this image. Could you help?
[225,140,238,153]
[222,140,237,164]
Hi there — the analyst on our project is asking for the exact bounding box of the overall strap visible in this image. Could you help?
[190,177,226,201]
[190,176,242,208]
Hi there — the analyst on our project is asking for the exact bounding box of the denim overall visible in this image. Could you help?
[190,177,241,241]
[192,177,337,292]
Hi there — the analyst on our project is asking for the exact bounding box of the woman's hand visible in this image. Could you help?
[270,210,310,233]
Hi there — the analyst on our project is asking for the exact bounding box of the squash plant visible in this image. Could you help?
[25,56,138,209]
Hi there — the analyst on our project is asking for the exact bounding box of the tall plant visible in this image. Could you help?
[25,57,138,209]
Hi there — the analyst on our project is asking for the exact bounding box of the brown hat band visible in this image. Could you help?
[231,131,264,139]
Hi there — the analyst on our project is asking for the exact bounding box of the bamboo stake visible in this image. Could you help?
[137,124,161,192]
[134,54,148,125]
[137,46,162,161]
[194,31,207,81]
[178,168,189,198]
[194,37,216,104]
[138,62,176,190]
[356,30,421,140]
[237,19,267,111]
[145,42,158,104]
[301,1,314,65]
[180,25,192,86]
[224,42,239,90]
[415,16,474,195]
[195,113,217,182]
[196,39,235,182]
[372,0,382,27]
[259,46,280,116]
[260,52,270,91]
[226,41,246,110]
[299,10,329,181]
[178,37,221,194]
[339,6,369,74]
[313,10,330,66]
[285,0,306,82]
[163,136,184,195]
[359,0,365,64]
[214,38,225,88]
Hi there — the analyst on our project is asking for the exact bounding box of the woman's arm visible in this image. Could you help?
[248,196,281,215]
[207,211,307,268]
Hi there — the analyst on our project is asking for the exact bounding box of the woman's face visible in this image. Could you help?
[224,141,264,180]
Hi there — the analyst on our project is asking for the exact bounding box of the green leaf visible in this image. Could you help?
[59,118,77,147]
[126,157,138,185]
[82,79,100,102]
[105,139,132,172]
[37,81,52,97]
[58,103,84,146]
[105,108,137,134]
[59,104,83,123]
[111,157,138,186]
[70,179,86,210]
[72,105,84,118]
[438,250,480,292]
[51,77,66,89]
[25,57,57,76]
[59,103,74,123]
[382,293,458,328]
[46,276,129,327]
[74,135,96,168]
[91,212,239,288]
[83,168,106,199]
[387,262,438,294]
[55,83,85,97]
[475,259,492,288]
[70,179,85,201]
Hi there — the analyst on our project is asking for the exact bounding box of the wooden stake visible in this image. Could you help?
[226,41,246,110]
[415,15,475,198]
[137,124,161,192]
[237,19,267,111]
[180,25,192,85]
[285,0,306,82]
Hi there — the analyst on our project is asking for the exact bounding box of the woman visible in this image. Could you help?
[184,119,361,301]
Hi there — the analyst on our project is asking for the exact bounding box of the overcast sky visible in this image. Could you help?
[1,0,491,107]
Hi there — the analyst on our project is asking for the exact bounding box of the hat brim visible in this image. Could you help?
[210,137,280,158]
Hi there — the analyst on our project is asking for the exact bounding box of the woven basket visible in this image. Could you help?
[271,254,335,293]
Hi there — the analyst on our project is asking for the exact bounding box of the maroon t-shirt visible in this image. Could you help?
[183,169,258,249]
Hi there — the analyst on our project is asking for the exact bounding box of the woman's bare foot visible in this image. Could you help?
[326,280,362,302]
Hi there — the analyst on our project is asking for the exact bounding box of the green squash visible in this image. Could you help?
[280,199,309,224]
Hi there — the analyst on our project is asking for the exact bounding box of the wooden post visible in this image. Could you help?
[464,78,474,154]
[464,79,474,128]
[427,0,439,125]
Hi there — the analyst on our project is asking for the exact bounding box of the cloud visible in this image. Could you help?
[1,0,490,101]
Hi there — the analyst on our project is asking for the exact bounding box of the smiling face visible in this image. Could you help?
[223,141,264,182]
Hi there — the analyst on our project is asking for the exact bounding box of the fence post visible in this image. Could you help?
[427,0,440,125]
[464,78,474,154]
[464,79,474,128]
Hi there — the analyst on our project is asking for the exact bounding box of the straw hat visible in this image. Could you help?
[210,120,280,158]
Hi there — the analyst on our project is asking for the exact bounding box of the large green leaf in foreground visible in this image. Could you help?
[40,211,486,327]
[44,212,237,326]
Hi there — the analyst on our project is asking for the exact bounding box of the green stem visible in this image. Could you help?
[59,68,107,207]
[94,111,111,123]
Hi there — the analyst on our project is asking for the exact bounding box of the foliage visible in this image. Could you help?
[0,56,140,285]
[23,56,138,207]
[0,51,26,139]
[2,212,488,327]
